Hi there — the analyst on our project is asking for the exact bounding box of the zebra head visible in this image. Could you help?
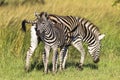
[21,12,47,32]
[35,12,52,37]
[88,34,105,63]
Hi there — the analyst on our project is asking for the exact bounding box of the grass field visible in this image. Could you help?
[0,0,120,80]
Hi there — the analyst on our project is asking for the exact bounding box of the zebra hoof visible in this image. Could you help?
[52,71,57,75]
[44,71,48,74]
[44,69,49,74]
[25,67,30,72]
[44,70,48,74]
[52,69,57,74]
[78,64,83,71]
[59,67,63,71]
[78,66,83,71]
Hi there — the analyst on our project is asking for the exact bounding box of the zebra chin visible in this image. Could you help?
[93,57,100,63]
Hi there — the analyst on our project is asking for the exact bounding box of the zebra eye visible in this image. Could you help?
[42,22,45,24]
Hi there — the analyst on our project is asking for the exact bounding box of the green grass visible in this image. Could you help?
[0,0,120,80]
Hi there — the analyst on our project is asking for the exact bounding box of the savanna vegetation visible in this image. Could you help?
[0,0,120,80]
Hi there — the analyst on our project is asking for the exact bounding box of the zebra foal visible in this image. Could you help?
[24,13,71,73]
[36,14,71,73]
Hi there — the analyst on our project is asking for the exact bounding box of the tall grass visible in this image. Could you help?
[0,0,120,80]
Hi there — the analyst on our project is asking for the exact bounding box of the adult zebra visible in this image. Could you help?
[22,12,105,70]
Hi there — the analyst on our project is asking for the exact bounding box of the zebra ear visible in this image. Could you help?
[34,12,40,18]
[34,12,37,16]
[98,34,105,40]
[44,12,49,20]
[42,12,49,21]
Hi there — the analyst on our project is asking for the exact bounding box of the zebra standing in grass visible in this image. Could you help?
[23,13,72,73]
[22,12,105,70]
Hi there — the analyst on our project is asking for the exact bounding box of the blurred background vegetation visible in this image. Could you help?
[0,0,45,6]
[0,0,120,80]
[113,0,120,6]
[0,0,120,6]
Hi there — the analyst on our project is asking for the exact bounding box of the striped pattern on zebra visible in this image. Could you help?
[22,12,105,70]
[24,13,72,73]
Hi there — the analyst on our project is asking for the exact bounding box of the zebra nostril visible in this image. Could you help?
[93,58,100,63]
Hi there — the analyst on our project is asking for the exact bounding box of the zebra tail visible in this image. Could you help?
[22,19,27,32]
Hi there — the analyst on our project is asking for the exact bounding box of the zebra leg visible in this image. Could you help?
[42,49,46,71]
[25,25,38,72]
[62,47,68,70]
[44,45,50,74]
[59,46,68,70]
[52,46,58,73]
[59,47,63,71]
[72,40,85,70]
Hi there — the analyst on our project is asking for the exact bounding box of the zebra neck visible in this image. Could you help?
[43,27,57,44]
[44,27,54,38]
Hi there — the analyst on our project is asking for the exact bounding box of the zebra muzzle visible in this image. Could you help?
[93,57,100,63]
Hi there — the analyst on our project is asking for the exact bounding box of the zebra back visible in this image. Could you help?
[48,14,79,31]
[48,13,104,42]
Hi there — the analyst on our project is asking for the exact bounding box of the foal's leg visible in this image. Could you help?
[44,45,50,74]
[52,46,58,73]
[59,46,68,70]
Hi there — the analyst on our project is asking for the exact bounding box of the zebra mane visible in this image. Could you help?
[83,18,101,38]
